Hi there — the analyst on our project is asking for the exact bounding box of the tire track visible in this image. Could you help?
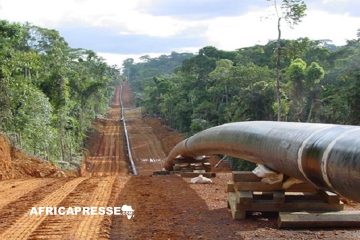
[98,175,129,240]
[0,178,60,231]
[0,178,50,210]
[0,177,87,240]
[105,133,114,175]
[95,133,105,156]
[112,135,119,174]
[84,86,128,177]
[0,85,130,238]
[125,108,166,175]
[27,177,108,239]
[71,176,116,239]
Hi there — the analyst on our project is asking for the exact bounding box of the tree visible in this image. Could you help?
[286,58,324,122]
[305,62,325,121]
[209,59,234,105]
[286,58,307,120]
[267,0,307,120]
[0,20,27,130]
[0,20,121,166]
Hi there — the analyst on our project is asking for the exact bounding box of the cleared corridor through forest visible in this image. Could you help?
[0,82,172,239]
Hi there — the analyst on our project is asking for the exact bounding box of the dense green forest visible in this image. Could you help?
[123,38,360,135]
[0,20,121,166]
[122,52,194,101]
[1,19,360,170]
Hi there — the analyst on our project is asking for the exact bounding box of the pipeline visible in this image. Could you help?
[164,121,360,202]
[120,83,138,176]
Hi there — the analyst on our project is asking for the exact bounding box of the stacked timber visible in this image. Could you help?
[226,171,360,228]
[153,156,216,178]
[172,155,212,172]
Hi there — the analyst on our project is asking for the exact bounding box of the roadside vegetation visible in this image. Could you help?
[0,20,121,166]
[123,37,360,133]
[123,37,360,170]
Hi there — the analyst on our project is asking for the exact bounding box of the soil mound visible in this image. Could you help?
[0,134,14,180]
[0,133,66,179]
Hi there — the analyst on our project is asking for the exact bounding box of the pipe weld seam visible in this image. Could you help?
[297,126,333,186]
[321,128,360,190]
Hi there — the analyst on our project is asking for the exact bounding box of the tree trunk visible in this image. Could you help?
[45,145,49,161]
[19,132,22,149]
[275,17,282,121]
[60,131,65,162]
[307,101,314,122]
[224,83,229,105]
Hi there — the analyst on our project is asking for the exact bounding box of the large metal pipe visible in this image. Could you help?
[164,121,360,202]
[120,84,138,176]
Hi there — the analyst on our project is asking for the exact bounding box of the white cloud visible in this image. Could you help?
[97,52,164,67]
[322,0,349,4]
[102,13,190,37]
[173,46,200,53]
[204,7,360,50]
[0,0,189,37]
[205,7,276,50]
[1,0,359,57]
[284,10,360,44]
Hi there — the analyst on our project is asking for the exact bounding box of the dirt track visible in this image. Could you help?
[0,82,359,239]
[0,85,132,239]
[83,86,129,177]
[0,82,187,239]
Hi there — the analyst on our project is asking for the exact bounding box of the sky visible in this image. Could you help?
[0,0,359,66]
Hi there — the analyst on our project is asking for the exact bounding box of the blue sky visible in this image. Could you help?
[0,0,359,66]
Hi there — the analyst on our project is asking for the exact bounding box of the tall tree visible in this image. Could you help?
[0,20,121,165]
[267,0,307,120]
[286,58,324,122]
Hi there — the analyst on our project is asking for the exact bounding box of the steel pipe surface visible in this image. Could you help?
[164,121,360,202]
[120,84,138,176]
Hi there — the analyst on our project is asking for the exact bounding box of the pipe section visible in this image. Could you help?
[120,84,138,176]
[164,121,360,202]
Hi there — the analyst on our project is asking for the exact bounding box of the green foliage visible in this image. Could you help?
[139,46,276,132]
[0,20,121,166]
[287,58,307,82]
[190,119,212,134]
[227,156,256,171]
[284,58,325,121]
[267,0,307,120]
[132,38,360,138]
[122,51,193,101]
[306,62,325,85]
[281,0,307,26]
[319,40,360,125]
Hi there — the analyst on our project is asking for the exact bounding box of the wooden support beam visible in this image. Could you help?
[180,172,216,178]
[273,191,285,204]
[228,192,246,219]
[227,181,235,192]
[232,171,261,182]
[234,182,283,192]
[238,191,253,205]
[278,211,360,229]
[317,190,341,204]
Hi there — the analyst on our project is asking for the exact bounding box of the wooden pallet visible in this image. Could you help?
[178,171,216,178]
[152,170,216,178]
[172,156,212,172]
[227,171,344,221]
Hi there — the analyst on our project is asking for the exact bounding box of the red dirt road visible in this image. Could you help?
[0,82,359,239]
[0,85,131,239]
[108,82,360,240]
[82,85,129,177]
